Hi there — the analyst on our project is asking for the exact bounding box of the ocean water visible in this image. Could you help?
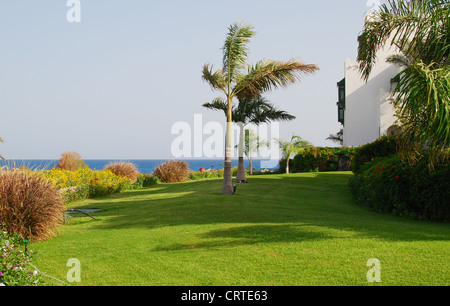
[0,159,279,174]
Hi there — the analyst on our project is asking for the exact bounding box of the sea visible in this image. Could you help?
[0,159,279,174]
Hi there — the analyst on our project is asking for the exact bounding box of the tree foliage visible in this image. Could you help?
[357,0,450,168]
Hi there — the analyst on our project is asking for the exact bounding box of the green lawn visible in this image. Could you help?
[32,172,450,286]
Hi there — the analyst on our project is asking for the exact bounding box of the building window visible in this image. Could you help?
[337,78,345,125]
[337,103,345,125]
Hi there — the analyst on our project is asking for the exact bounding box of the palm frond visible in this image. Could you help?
[326,130,344,145]
[235,59,319,97]
[394,61,450,167]
[202,97,228,117]
[222,23,255,83]
[357,0,449,81]
[386,54,412,68]
[234,96,296,125]
[201,64,227,93]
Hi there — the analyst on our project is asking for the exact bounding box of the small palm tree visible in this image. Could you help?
[326,129,344,146]
[274,135,313,174]
[203,96,295,182]
[202,22,318,193]
[242,129,270,176]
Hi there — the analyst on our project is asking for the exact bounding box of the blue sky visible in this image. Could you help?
[0,0,383,159]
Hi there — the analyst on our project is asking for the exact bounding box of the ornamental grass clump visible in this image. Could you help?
[104,162,139,184]
[154,161,190,183]
[0,170,65,241]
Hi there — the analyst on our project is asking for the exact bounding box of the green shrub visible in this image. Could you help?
[348,154,450,222]
[154,161,190,183]
[279,147,354,173]
[189,170,223,180]
[0,226,41,286]
[352,135,399,174]
[0,170,65,241]
[132,173,160,188]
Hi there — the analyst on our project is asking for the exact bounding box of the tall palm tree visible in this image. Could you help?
[203,96,296,183]
[202,22,319,194]
[357,0,449,167]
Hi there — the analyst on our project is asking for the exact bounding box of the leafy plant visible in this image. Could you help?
[357,0,450,168]
[352,135,399,174]
[0,226,41,286]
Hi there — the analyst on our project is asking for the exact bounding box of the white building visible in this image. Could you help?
[337,41,403,147]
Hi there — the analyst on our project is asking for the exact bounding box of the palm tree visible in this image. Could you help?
[274,135,313,174]
[0,137,5,161]
[202,22,319,194]
[357,0,449,167]
[326,129,344,146]
[242,128,270,176]
[203,96,295,183]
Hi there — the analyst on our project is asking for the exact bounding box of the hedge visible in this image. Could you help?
[352,135,399,174]
[279,147,354,173]
[348,154,450,222]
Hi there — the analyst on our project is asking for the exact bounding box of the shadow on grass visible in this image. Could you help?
[151,224,337,252]
[71,172,450,249]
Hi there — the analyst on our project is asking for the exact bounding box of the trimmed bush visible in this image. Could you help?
[348,154,450,222]
[352,135,399,174]
[104,162,139,184]
[0,170,65,241]
[154,161,190,183]
[54,151,89,171]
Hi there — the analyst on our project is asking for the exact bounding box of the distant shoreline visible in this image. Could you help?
[0,159,279,173]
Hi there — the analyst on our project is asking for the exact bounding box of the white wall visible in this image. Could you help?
[342,44,402,147]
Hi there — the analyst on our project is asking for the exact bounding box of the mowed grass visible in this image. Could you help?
[32,172,450,286]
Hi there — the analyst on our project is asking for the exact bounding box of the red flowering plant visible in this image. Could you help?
[348,153,450,222]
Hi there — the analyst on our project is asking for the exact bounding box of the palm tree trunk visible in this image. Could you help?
[286,159,290,174]
[236,122,247,183]
[222,111,234,194]
[249,156,253,175]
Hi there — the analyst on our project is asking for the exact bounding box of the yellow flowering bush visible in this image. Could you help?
[35,169,132,203]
